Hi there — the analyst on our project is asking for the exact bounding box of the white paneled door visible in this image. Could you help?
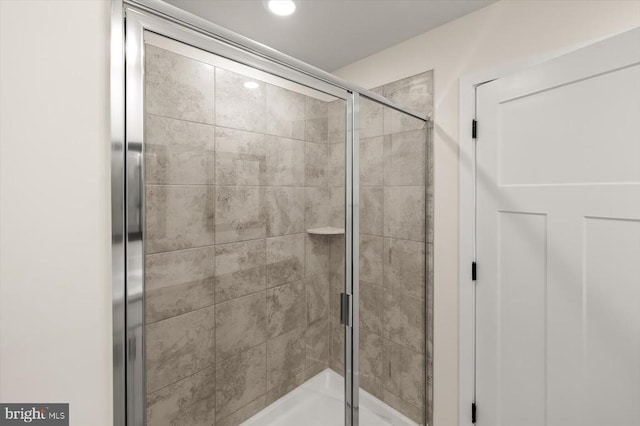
[475,29,640,426]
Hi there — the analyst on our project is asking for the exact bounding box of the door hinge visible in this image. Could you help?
[472,402,477,423]
[472,261,477,281]
[472,119,477,139]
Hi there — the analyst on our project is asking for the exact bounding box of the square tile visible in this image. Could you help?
[266,234,305,287]
[214,239,266,304]
[266,327,305,390]
[265,187,304,237]
[146,367,215,426]
[145,45,214,124]
[383,289,424,354]
[215,344,266,419]
[383,130,425,186]
[146,305,215,393]
[383,238,425,298]
[215,68,266,132]
[360,234,383,285]
[145,185,215,254]
[383,186,425,241]
[306,273,329,325]
[266,84,306,140]
[305,142,329,187]
[215,292,267,361]
[383,338,425,419]
[360,136,384,187]
[267,280,305,338]
[145,246,216,323]
[305,234,329,277]
[265,135,305,186]
[360,187,383,236]
[214,127,266,186]
[145,114,215,185]
[215,186,266,244]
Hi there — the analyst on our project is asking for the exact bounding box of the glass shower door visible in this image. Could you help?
[138,30,351,426]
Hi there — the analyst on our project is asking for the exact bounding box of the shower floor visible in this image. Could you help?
[242,369,418,426]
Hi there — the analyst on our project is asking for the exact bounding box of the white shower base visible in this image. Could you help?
[242,369,418,426]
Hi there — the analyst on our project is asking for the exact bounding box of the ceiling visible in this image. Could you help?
[164,0,495,71]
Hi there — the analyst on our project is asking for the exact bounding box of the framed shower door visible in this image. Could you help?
[115,4,359,426]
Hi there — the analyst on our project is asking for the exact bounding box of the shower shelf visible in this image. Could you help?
[306,226,345,235]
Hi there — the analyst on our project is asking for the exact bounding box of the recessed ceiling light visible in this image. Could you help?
[268,0,296,16]
[244,81,260,89]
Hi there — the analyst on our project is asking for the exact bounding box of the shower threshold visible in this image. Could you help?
[242,368,418,426]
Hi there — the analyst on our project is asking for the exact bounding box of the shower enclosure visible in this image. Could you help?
[112,1,432,425]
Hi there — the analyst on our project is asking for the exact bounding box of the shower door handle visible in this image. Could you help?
[340,293,352,327]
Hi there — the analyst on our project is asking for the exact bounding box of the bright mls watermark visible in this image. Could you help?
[0,404,68,425]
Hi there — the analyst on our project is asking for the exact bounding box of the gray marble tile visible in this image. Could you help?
[146,367,215,426]
[145,246,216,324]
[214,127,266,186]
[265,135,305,186]
[329,187,345,229]
[266,327,305,390]
[214,239,266,304]
[266,371,305,406]
[383,289,424,354]
[360,136,384,187]
[383,71,433,135]
[360,282,384,336]
[306,273,329,325]
[305,316,329,373]
[327,99,346,138]
[215,343,266,419]
[304,187,330,229]
[267,280,305,338]
[360,328,383,396]
[145,114,215,185]
[360,97,384,139]
[215,292,267,361]
[305,142,328,187]
[384,130,426,186]
[146,185,215,254]
[383,338,425,423]
[215,186,266,244]
[216,396,266,426]
[361,187,383,236]
[266,84,306,140]
[383,186,425,242]
[383,238,425,298]
[328,142,345,187]
[383,389,424,425]
[266,234,305,288]
[146,305,215,393]
[305,234,329,277]
[215,68,266,132]
[306,96,328,143]
[265,187,304,237]
[360,234,383,285]
[145,45,214,124]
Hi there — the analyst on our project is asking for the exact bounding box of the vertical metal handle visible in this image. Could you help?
[340,293,352,327]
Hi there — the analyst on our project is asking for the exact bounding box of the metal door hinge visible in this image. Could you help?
[340,293,352,327]
[472,119,477,139]
[472,261,477,281]
[471,402,477,423]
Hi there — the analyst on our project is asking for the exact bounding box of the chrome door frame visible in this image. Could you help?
[111,1,429,425]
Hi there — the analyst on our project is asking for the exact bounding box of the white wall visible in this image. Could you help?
[334,1,640,424]
[0,1,112,425]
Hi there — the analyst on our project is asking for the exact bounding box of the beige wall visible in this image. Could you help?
[0,1,112,425]
[334,1,640,424]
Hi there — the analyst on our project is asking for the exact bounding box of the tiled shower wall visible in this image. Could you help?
[143,44,342,425]
[326,72,434,424]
